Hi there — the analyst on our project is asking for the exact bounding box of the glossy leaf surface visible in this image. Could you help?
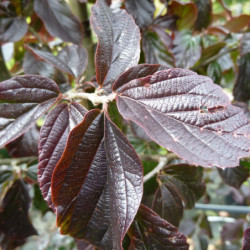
[218,165,249,189]
[51,111,143,248]
[116,68,250,168]
[0,180,37,241]
[91,0,140,87]
[125,0,155,29]
[34,0,83,44]
[6,125,39,157]
[26,45,88,78]
[128,204,189,249]
[152,164,205,226]
[0,75,60,148]
[38,102,87,207]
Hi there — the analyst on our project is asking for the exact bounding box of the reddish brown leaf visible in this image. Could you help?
[91,0,140,87]
[0,75,61,148]
[116,68,250,168]
[224,15,250,33]
[38,102,87,208]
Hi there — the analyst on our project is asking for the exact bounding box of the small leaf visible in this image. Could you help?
[218,165,249,189]
[224,15,250,33]
[0,180,37,241]
[142,31,176,68]
[0,75,61,148]
[125,0,155,29]
[116,68,250,168]
[26,45,88,78]
[242,227,250,250]
[51,111,143,249]
[34,0,83,44]
[152,164,205,226]
[168,0,198,30]
[193,0,212,31]
[6,125,39,157]
[38,102,87,207]
[128,204,189,249]
[91,0,140,87]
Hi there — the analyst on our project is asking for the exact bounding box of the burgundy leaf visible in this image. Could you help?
[193,0,212,31]
[76,239,95,250]
[242,227,250,250]
[0,17,27,43]
[38,102,87,208]
[0,75,61,148]
[130,121,152,141]
[241,32,250,57]
[6,125,39,157]
[125,0,155,29]
[128,204,189,249]
[218,165,249,189]
[152,14,177,31]
[34,0,83,44]
[115,68,250,168]
[51,110,143,249]
[142,31,176,68]
[91,0,140,87]
[224,14,250,33]
[152,164,205,226]
[0,180,37,241]
[221,219,245,242]
[233,54,250,102]
[26,45,88,78]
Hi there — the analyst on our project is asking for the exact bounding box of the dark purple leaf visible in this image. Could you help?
[152,164,205,226]
[76,239,95,250]
[168,0,198,30]
[26,45,88,78]
[241,32,250,57]
[224,14,250,33]
[115,68,250,168]
[242,227,250,250]
[142,31,176,68]
[152,14,177,31]
[0,17,27,43]
[218,165,249,189]
[221,219,245,242]
[125,0,155,29]
[233,53,250,102]
[0,180,37,241]
[0,234,25,250]
[38,102,87,208]
[51,111,143,249]
[171,31,201,68]
[6,125,39,157]
[34,0,83,44]
[128,204,189,249]
[91,0,140,87]
[151,25,173,48]
[130,121,152,141]
[0,75,61,148]
[193,0,212,31]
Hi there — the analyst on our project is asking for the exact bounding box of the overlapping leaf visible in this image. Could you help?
[115,68,250,168]
[128,204,189,249]
[0,180,37,241]
[125,0,155,29]
[152,164,205,226]
[224,14,250,33]
[91,0,140,87]
[51,110,143,249]
[38,102,87,207]
[0,75,61,148]
[34,0,83,44]
[26,45,88,78]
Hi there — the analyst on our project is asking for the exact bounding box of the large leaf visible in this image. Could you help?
[142,31,176,68]
[152,164,205,227]
[0,180,37,241]
[38,102,87,207]
[34,0,83,44]
[125,0,155,29]
[193,0,212,31]
[115,68,250,168]
[128,204,189,249]
[51,110,143,248]
[26,45,88,78]
[91,0,140,87]
[6,125,39,157]
[0,75,61,148]
[218,165,249,189]
[242,227,250,250]
[233,53,250,102]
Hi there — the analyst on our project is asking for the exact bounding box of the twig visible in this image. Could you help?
[0,156,37,166]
